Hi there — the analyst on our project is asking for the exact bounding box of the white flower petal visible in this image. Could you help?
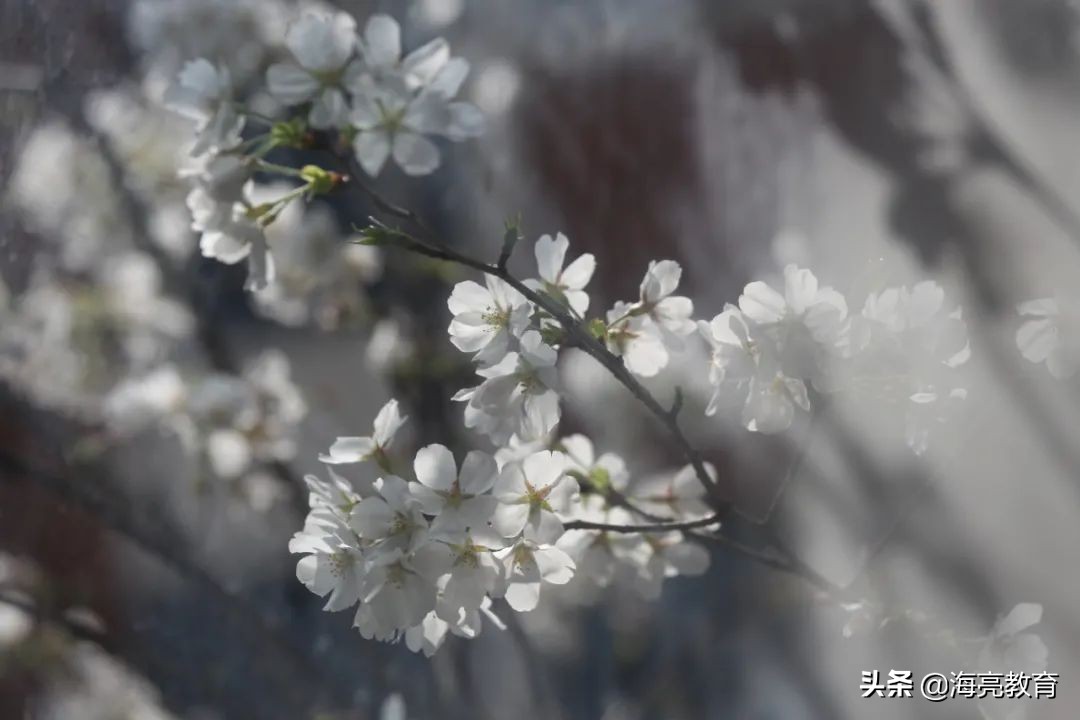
[392,132,440,176]
[353,130,392,177]
[266,62,319,105]
[362,14,401,69]
[415,443,457,491]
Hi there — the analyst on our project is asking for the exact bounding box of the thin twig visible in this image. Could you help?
[564,514,721,534]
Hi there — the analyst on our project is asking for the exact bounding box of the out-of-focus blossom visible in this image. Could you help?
[738,264,848,386]
[1017,297,1078,379]
[164,59,244,156]
[699,306,810,433]
[348,14,484,176]
[978,603,1049,673]
[267,12,363,129]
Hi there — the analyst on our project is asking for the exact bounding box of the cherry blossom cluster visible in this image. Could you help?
[700,270,970,450]
[293,400,573,655]
[104,350,306,507]
[293,388,715,655]
[289,229,728,655]
[164,10,482,292]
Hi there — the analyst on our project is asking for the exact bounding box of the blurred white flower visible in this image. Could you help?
[625,531,710,600]
[367,318,415,372]
[349,81,483,176]
[8,122,130,273]
[247,185,366,328]
[605,301,669,378]
[638,259,696,338]
[850,281,969,454]
[163,59,244,156]
[379,692,407,720]
[348,14,484,176]
[104,365,187,433]
[559,434,628,492]
[630,463,713,520]
[101,252,194,360]
[557,499,644,595]
[978,603,1049,673]
[0,603,32,649]
[185,160,277,291]
[267,12,362,129]
[699,306,810,433]
[1017,298,1078,379]
[130,0,285,86]
[738,264,848,385]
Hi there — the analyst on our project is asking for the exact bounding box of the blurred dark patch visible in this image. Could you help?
[514,53,705,302]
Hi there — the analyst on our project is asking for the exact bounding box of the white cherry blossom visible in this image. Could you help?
[558,434,629,493]
[359,543,444,634]
[738,264,848,384]
[699,306,810,433]
[301,469,363,532]
[430,528,504,621]
[184,163,276,291]
[525,232,595,316]
[455,330,561,444]
[492,450,578,543]
[403,611,450,657]
[349,83,484,176]
[605,301,669,378]
[637,259,696,338]
[409,444,498,533]
[447,275,530,365]
[1017,298,1078,379]
[321,398,407,469]
[347,15,484,176]
[850,281,969,453]
[289,512,365,612]
[351,475,429,553]
[494,538,575,612]
[164,59,244,156]
[604,261,695,378]
[630,463,713,520]
[557,499,643,593]
[355,14,454,90]
[267,12,362,129]
[625,531,710,600]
